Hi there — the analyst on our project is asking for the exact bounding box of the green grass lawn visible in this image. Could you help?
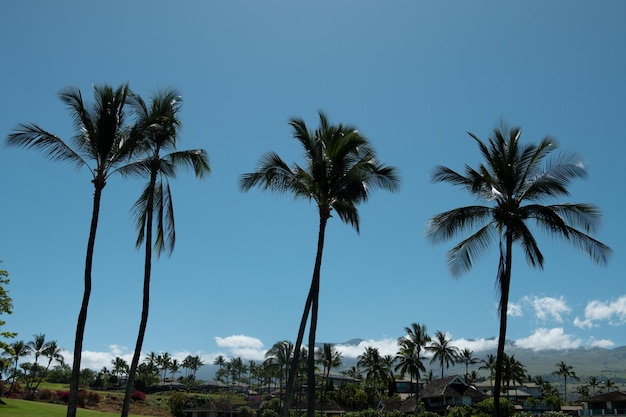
[0,398,152,417]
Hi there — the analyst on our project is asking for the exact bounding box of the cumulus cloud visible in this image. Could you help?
[514,327,581,351]
[525,295,571,323]
[454,337,498,352]
[508,302,523,318]
[589,338,615,349]
[335,338,398,359]
[214,335,267,361]
[574,295,626,329]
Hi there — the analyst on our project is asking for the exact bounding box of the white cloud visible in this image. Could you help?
[514,327,582,351]
[335,338,398,359]
[588,338,615,349]
[525,295,571,323]
[214,335,267,361]
[454,337,498,352]
[574,296,626,328]
[508,302,523,317]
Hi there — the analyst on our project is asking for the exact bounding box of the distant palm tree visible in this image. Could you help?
[502,354,526,398]
[6,84,142,417]
[358,346,388,394]
[426,331,459,378]
[480,353,497,392]
[265,340,294,402]
[241,112,398,417]
[119,89,210,417]
[553,361,579,404]
[459,348,481,383]
[427,123,611,417]
[588,376,599,395]
[7,340,30,396]
[396,323,430,400]
[25,333,51,398]
[32,341,63,394]
[316,343,343,408]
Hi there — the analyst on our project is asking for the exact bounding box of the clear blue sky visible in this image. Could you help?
[1,1,625,373]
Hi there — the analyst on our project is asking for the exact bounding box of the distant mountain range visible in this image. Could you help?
[196,339,626,384]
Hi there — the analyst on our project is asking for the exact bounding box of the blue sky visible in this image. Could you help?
[1,1,625,373]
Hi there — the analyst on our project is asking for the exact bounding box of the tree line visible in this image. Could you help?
[2,81,612,417]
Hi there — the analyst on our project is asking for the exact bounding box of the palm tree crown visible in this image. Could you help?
[241,112,398,417]
[427,123,611,417]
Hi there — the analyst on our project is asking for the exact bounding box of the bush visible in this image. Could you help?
[131,390,146,401]
[239,405,255,417]
[37,388,56,401]
[261,409,279,417]
[57,390,70,403]
[447,405,474,417]
[168,391,189,417]
[476,397,515,417]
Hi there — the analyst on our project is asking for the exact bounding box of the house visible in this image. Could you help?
[400,375,487,415]
[578,391,626,416]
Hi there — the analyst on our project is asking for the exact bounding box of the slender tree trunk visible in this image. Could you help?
[282,214,328,417]
[306,215,326,417]
[493,235,513,417]
[67,183,103,417]
[122,178,156,417]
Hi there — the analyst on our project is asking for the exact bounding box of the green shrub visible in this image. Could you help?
[239,405,255,417]
[475,397,515,417]
[447,405,474,417]
[168,391,189,417]
[262,409,279,417]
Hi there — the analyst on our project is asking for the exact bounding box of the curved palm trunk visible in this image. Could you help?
[121,177,156,417]
[67,182,103,417]
[281,214,328,417]
[493,234,513,417]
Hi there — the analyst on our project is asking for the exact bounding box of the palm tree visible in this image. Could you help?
[425,331,459,378]
[502,354,526,398]
[426,123,611,417]
[119,89,210,417]
[395,322,430,400]
[32,341,63,395]
[25,333,51,398]
[459,348,480,383]
[241,112,398,417]
[156,352,171,383]
[316,343,342,408]
[480,353,497,393]
[553,361,579,404]
[265,340,294,401]
[588,376,599,395]
[6,84,142,417]
[396,322,430,398]
[358,346,388,394]
[7,340,30,396]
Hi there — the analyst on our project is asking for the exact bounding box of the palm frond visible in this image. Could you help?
[446,223,497,277]
[6,124,87,170]
[426,206,493,244]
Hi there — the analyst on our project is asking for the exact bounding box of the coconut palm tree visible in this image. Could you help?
[119,89,210,417]
[32,341,63,395]
[265,340,294,400]
[358,346,388,394]
[480,353,497,393]
[426,123,611,417]
[241,112,398,417]
[553,361,579,404]
[316,343,342,408]
[396,322,430,398]
[459,348,481,383]
[6,340,30,396]
[425,331,459,378]
[5,84,141,417]
[25,333,51,398]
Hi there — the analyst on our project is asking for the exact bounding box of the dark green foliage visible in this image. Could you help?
[239,406,256,417]
[447,405,475,417]
[476,397,515,417]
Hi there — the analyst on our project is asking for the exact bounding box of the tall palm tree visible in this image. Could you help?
[396,322,430,398]
[241,112,398,417]
[588,376,599,396]
[553,360,579,404]
[425,331,459,378]
[6,84,141,417]
[426,124,611,417]
[119,89,210,417]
